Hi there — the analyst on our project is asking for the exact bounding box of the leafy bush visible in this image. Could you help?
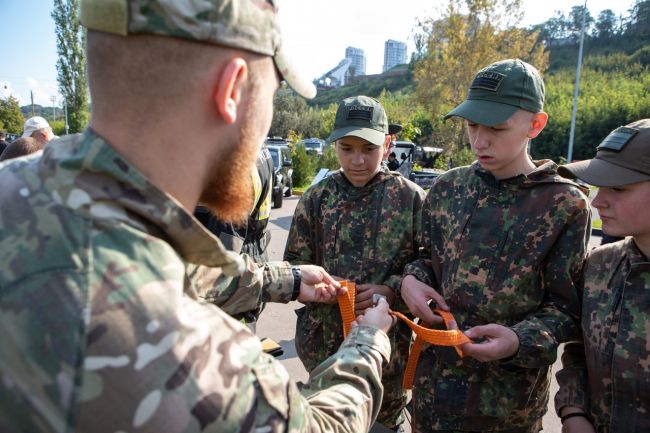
[318,145,340,171]
[291,144,318,187]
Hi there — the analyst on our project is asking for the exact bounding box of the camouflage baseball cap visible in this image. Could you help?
[79,0,316,99]
[327,96,388,146]
[558,119,650,187]
[445,59,545,126]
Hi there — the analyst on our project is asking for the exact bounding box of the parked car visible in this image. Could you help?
[392,141,445,189]
[298,138,327,156]
[264,136,290,147]
[266,145,293,208]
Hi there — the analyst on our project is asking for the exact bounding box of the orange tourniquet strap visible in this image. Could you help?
[336,281,470,389]
[337,281,356,338]
[400,309,470,390]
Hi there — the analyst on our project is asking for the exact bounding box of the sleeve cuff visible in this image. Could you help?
[341,325,391,364]
[262,261,295,303]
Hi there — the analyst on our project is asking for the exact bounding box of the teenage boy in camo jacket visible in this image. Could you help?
[400,59,591,432]
[285,95,426,431]
[555,119,650,433]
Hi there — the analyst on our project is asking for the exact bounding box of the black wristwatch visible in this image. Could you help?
[290,266,301,301]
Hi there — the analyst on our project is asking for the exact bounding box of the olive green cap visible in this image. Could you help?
[558,119,650,187]
[327,96,388,146]
[445,59,545,126]
[79,0,316,99]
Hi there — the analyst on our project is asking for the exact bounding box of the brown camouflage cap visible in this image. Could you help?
[80,0,316,99]
[559,119,650,187]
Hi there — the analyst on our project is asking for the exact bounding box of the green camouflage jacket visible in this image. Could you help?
[403,160,590,431]
[555,238,650,433]
[0,130,391,433]
[284,169,425,428]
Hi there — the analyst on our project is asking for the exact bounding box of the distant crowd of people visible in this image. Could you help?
[1,2,649,433]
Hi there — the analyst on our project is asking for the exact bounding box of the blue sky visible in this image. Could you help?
[1,0,637,107]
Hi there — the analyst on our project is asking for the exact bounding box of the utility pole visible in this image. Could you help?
[30,91,35,117]
[50,95,57,122]
[567,0,588,163]
[64,101,69,135]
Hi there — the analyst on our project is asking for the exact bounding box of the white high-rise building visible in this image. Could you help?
[383,39,407,72]
[345,46,366,77]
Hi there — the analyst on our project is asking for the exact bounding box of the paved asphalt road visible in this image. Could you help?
[257,194,601,432]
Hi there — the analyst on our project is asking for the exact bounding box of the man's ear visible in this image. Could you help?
[213,57,248,124]
[527,112,548,139]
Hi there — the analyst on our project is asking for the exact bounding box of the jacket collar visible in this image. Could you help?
[40,129,244,274]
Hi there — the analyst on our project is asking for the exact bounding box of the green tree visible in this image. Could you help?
[270,89,326,139]
[0,96,25,134]
[52,0,89,133]
[413,0,548,151]
[595,9,617,39]
[568,5,594,40]
[629,0,650,38]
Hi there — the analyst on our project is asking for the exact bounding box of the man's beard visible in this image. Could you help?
[199,107,261,225]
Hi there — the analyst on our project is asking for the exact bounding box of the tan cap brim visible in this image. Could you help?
[274,49,316,99]
[558,158,650,187]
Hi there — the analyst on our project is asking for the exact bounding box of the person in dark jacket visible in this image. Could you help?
[195,146,274,328]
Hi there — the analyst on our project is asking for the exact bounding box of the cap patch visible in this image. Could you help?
[470,71,506,92]
[597,126,639,152]
[347,106,373,121]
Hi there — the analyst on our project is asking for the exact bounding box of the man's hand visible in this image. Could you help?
[560,407,595,433]
[460,324,520,362]
[354,284,394,315]
[296,265,343,303]
[352,298,394,334]
[400,275,448,325]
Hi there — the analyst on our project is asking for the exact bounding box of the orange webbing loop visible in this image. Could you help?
[336,281,470,390]
[399,309,469,390]
[337,281,356,338]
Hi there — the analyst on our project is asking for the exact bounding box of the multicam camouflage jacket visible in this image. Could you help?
[0,130,391,433]
[284,168,425,428]
[403,160,591,432]
[555,238,650,433]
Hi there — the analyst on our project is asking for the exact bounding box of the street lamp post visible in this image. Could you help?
[64,100,69,135]
[567,0,588,163]
[50,95,57,123]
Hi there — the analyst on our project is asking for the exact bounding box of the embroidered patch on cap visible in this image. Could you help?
[597,126,639,152]
[470,71,506,91]
[346,106,373,121]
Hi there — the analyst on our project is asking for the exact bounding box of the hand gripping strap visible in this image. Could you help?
[336,280,470,390]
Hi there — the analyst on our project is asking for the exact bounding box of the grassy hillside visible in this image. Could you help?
[310,65,414,107]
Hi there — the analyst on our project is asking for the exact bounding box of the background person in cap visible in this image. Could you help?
[400,59,591,432]
[555,119,650,433]
[0,1,396,432]
[21,115,54,144]
[285,95,426,431]
[386,123,403,171]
